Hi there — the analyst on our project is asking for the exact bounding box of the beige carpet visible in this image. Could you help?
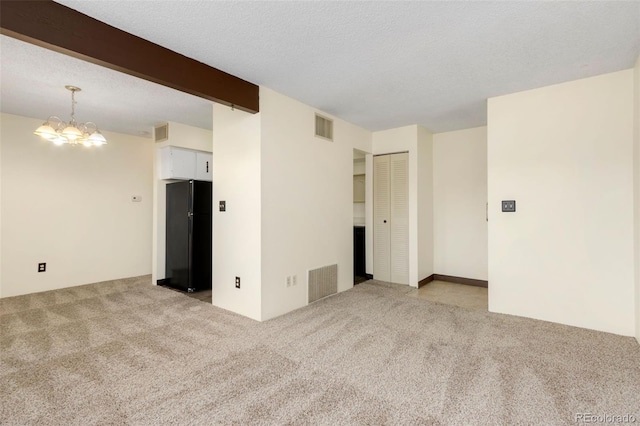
[1,277,639,425]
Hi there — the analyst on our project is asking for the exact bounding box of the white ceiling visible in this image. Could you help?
[3,1,640,135]
[0,36,213,137]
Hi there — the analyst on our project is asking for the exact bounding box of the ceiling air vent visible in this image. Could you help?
[154,123,169,143]
[315,114,333,141]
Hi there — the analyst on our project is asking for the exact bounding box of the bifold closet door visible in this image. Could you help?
[373,153,409,285]
[389,153,409,284]
[373,155,391,282]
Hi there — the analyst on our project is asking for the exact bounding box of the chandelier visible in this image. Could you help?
[34,85,107,147]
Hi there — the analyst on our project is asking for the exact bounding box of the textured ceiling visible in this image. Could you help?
[4,1,640,134]
[0,36,213,137]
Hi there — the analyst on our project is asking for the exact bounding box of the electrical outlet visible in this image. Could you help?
[286,276,291,287]
[292,275,297,286]
[502,200,516,212]
[219,201,226,212]
[38,263,46,272]
[235,276,240,289]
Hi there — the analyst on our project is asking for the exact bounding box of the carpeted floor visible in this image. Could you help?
[1,277,639,425]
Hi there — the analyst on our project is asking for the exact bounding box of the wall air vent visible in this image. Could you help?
[154,123,169,142]
[308,264,338,303]
[315,113,333,141]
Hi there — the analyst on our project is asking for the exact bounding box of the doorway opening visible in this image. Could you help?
[409,281,488,310]
[353,149,368,285]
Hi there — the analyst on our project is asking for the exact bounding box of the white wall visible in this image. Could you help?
[371,125,433,286]
[488,70,635,336]
[0,113,153,298]
[372,125,416,155]
[365,154,374,275]
[634,56,640,344]
[0,114,3,295]
[433,126,488,281]
[151,121,212,285]
[260,87,371,320]
[417,126,434,281]
[212,104,262,321]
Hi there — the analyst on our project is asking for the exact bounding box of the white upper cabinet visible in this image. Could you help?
[159,146,212,181]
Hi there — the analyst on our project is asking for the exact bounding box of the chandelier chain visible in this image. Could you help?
[70,89,76,121]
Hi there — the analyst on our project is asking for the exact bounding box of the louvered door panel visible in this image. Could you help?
[373,155,391,282]
[390,153,409,284]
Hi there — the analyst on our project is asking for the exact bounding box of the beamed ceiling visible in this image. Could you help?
[2,1,639,136]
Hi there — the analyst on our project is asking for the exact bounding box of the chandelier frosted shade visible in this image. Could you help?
[34,123,59,140]
[34,86,107,147]
[62,124,82,140]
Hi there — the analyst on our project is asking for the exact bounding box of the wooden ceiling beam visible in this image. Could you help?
[0,0,259,113]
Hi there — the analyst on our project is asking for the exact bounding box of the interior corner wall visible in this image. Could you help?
[211,103,262,321]
[372,125,420,287]
[487,70,635,336]
[417,126,434,281]
[433,126,488,281]
[151,121,212,286]
[0,114,3,296]
[260,87,372,321]
[634,55,640,344]
[0,112,153,298]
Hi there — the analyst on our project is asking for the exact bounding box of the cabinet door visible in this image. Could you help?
[169,147,196,180]
[373,155,391,282]
[195,152,213,181]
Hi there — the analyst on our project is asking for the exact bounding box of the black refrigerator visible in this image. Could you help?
[165,180,212,293]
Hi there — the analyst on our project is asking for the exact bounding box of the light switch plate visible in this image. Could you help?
[502,200,516,212]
